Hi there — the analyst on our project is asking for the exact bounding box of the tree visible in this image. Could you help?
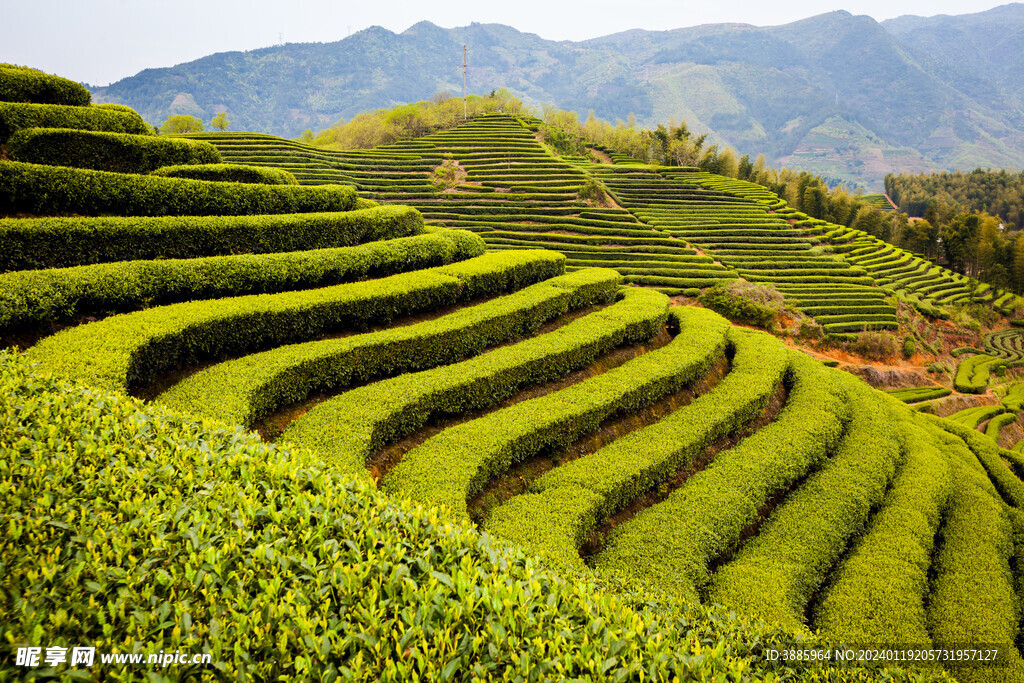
[159,114,204,134]
[211,111,229,131]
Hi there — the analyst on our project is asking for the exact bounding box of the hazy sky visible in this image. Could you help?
[3,0,1015,86]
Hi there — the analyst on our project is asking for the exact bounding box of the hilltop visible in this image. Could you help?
[90,5,1024,189]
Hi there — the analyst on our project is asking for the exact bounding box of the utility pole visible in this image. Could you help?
[462,45,468,121]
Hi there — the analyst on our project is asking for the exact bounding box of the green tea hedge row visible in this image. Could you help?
[936,417,1024,509]
[925,441,1024,680]
[0,101,150,142]
[947,405,1010,429]
[0,205,413,270]
[1001,383,1024,411]
[151,163,298,185]
[0,64,91,105]
[707,380,905,630]
[813,422,953,644]
[486,326,787,570]
[381,304,731,521]
[985,412,1017,442]
[26,250,564,393]
[884,386,952,403]
[282,287,671,479]
[0,160,358,217]
[954,354,999,393]
[0,229,482,331]
[157,268,620,427]
[594,352,849,603]
[7,127,221,173]
[5,350,908,682]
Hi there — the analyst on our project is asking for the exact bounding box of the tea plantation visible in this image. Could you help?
[3,64,1024,682]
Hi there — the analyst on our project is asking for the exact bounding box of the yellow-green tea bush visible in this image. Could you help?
[0,205,421,270]
[0,101,150,142]
[7,127,221,173]
[151,163,298,185]
[0,63,91,106]
[0,160,357,217]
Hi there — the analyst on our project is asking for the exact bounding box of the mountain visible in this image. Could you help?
[91,5,1024,190]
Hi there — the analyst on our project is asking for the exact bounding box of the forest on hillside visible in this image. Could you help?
[886,169,1024,231]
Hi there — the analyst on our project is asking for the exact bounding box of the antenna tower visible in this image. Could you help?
[462,45,468,121]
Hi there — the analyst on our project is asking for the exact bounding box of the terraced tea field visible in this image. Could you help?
[4,66,1024,681]
[192,114,1018,332]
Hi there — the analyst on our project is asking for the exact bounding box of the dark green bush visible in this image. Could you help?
[0,101,150,142]
[0,229,483,332]
[0,205,420,271]
[7,127,221,173]
[902,336,916,358]
[151,163,298,185]
[0,64,91,106]
[0,160,356,217]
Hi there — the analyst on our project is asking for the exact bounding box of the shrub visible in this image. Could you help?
[281,287,669,479]
[382,305,730,522]
[577,178,608,204]
[0,160,356,217]
[699,281,782,329]
[7,127,221,173]
[0,101,150,142]
[157,268,621,428]
[151,163,298,185]
[850,331,898,360]
[596,352,850,603]
[903,336,916,358]
[0,229,483,332]
[0,205,420,270]
[0,350,942,681]
[26,251,565,393]
[0,63,91,106]
[798,319,824,340]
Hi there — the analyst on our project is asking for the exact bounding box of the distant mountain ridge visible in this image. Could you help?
[91,4,1024,189]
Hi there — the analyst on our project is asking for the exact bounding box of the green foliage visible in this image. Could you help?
[0,63,91,106]
[6,350,899,682]
[576,178,607,204]
[156,268,619,428]
[887,168,1024,232]
[381,299,729,522]
[281,286,668,479]
[309,89,524,149]
[902,336,916,357]
[211,111,229,131]
[0,160,356,217]
[709,379,904,630]
[883,386,951,403]
[159,114,204,134]
[0,229,481,333]
[488,325,787,571]
[151,163,297,185]
[596,352,849,603]
[7,127,221,173]
[814,422,952,644]
[25,251,565,394]
[0,205,419,271]
[849,331,898,360]
[954,353,1000,393]
[0,101,151,142]
[698,281,782,328]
